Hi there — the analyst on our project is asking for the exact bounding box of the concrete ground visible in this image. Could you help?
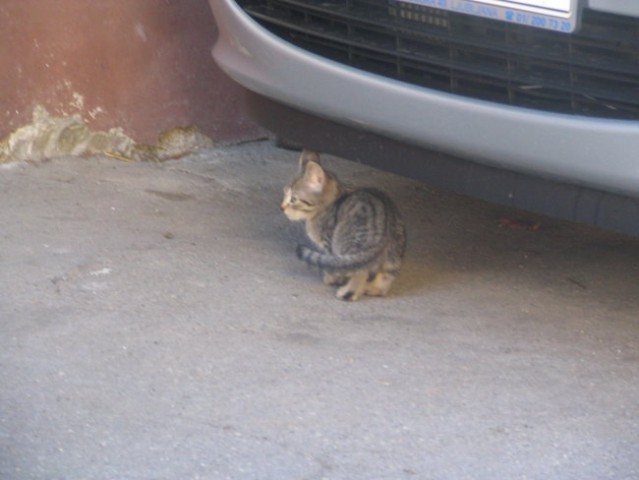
[1,141,638,480]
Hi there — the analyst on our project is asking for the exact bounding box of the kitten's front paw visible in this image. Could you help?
[336,285,360,301]
[336,271,368,301]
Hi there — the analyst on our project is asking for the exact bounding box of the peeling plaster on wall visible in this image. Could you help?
[70,92,85,111]
[52,80,91,117]
[0,105,134,163]
[0,106,214,164]
[88,107,105,120]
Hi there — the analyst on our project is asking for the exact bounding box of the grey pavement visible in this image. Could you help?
[1,141,638,480]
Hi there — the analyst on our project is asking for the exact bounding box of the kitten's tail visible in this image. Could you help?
[296,244,380,271]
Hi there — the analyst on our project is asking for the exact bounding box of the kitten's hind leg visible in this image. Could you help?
[365,271,397,297]
[336,270,368,301]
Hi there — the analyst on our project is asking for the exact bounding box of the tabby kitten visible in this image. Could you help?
[281,150,406,301]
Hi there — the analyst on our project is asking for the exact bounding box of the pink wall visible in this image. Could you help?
[0,0,260,144]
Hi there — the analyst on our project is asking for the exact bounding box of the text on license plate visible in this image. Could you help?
[396,0,579,32]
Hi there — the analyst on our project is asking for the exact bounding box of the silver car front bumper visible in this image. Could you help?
[210,0,639,198]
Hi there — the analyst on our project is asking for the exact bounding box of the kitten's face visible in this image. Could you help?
[281,181,321,221]
[281,151,328,221]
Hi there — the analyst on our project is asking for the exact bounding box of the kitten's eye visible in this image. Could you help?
[291,195,312,207]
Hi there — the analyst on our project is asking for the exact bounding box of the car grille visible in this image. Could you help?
[235,0,639,120]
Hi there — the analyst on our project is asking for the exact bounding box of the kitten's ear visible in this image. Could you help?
[303,159,326,193]
[299,149,321,170]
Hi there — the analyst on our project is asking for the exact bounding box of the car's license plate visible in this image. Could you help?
[396,0,579,32]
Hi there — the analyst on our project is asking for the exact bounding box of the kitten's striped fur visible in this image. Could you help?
[281,150,406,301]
